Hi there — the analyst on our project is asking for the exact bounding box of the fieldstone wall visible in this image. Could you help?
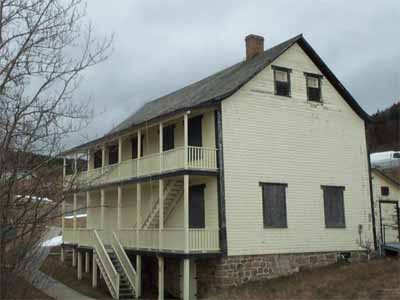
[197,251,367,297]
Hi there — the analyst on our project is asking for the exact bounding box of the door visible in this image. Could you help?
[188,115,202,147]
[189,185,205,228]
[379,200,400,244]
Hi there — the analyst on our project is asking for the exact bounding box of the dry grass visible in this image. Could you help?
[206,257,400,300]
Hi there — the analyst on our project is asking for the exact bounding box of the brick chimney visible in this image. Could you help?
[245,34,264,60]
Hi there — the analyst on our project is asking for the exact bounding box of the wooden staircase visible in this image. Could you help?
[106,246,135,300]
[93,230,136,299]
[142,179,184,229]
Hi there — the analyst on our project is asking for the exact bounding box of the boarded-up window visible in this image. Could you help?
[93,150,102,169]
[273,66,291,97]
[108,144,118,165]
[322,186,346,228]
[260,182,288,228]
[306,73,322,102]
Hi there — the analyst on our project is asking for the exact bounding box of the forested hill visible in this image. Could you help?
[367,102,400,153]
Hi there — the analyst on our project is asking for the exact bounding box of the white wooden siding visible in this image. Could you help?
[221,43,373,256]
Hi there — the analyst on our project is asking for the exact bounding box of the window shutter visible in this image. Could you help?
[323,186,345,228]
[262,183,287,228]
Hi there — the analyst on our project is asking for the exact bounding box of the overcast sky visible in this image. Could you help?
[69,0,400,147]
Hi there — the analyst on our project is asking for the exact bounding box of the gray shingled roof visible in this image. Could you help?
[110,34,303,133]
[66,34,370,153]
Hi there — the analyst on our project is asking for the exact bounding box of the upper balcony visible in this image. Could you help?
[64,109,218,190]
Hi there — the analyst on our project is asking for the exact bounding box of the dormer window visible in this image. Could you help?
[305,73,322,102]
[273,66,291,97]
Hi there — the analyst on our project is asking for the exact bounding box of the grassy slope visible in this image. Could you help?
[206,258,400,300]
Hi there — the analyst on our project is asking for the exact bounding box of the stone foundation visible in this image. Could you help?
[197,251,367,297]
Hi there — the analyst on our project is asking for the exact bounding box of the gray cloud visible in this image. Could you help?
[66,0,400,148]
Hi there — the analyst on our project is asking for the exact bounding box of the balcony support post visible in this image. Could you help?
[60,247,64,262]
[158,256,164,300]
[183,258,190,300]
[101,144,106,173]
[117,186,122,230]
[136,255,142,299]
[159,179,164,250]
[63,157,66,177]
[184,113,188,169]
[87,149,91,171]
[74,153,78,174]
[86,192,90,228]
[85,252,90,273]
[184,175,189,253]
[136,183,141,246]
[61,200,65,239]
[77,250,82,280]
[72,248,76,267]
[118,137,122,164]
[73,194,77,239]
[92,254,98,288]
[159,122,163,172]
[100,189,105,230]
[137,130,141,175]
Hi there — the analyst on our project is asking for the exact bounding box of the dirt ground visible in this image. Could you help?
[7,278,53,300]
[40,254,112,299]
[206,257,400,300]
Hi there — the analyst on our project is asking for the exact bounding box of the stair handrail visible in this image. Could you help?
[141,180,176,229]
[112,232,136,296]
[93,230,120,299]
[164,189,184,223]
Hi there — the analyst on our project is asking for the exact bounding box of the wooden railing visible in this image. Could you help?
[64,146,217,189]
[63,228,75,244]
[76,228,94,246]
[93,230,120,299]
[66,227,220,255]
[188,146,218,170]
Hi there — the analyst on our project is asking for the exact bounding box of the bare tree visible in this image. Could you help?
[0,0,111,298]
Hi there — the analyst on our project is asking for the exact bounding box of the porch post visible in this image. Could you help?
[72,248,76,267]
[158,256,164,300]
[92,254,98,288]
[117,186,122,230]
[61,200,65,239]
[63,157,66,177]
[100,189,105,230]
[60,247,64,262]
[73,193,77,242]
[184,175,189,253]
[86,191,90,228]
[85,252,90,273]
[74,153,78,174]
[159,179,164,250]
[159,122,163,172]
[136,183,141,246]
[137,130,141,175]
[87,149,91,171]
[183,258,190,300]
[101,144,106,172]
[135,255,142,299]
[77,251,82,280]
[118,137,123,163]
[184,113,188,169]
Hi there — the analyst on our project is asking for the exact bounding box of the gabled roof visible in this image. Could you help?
[66,34,370,153]
[110,34,303,134]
